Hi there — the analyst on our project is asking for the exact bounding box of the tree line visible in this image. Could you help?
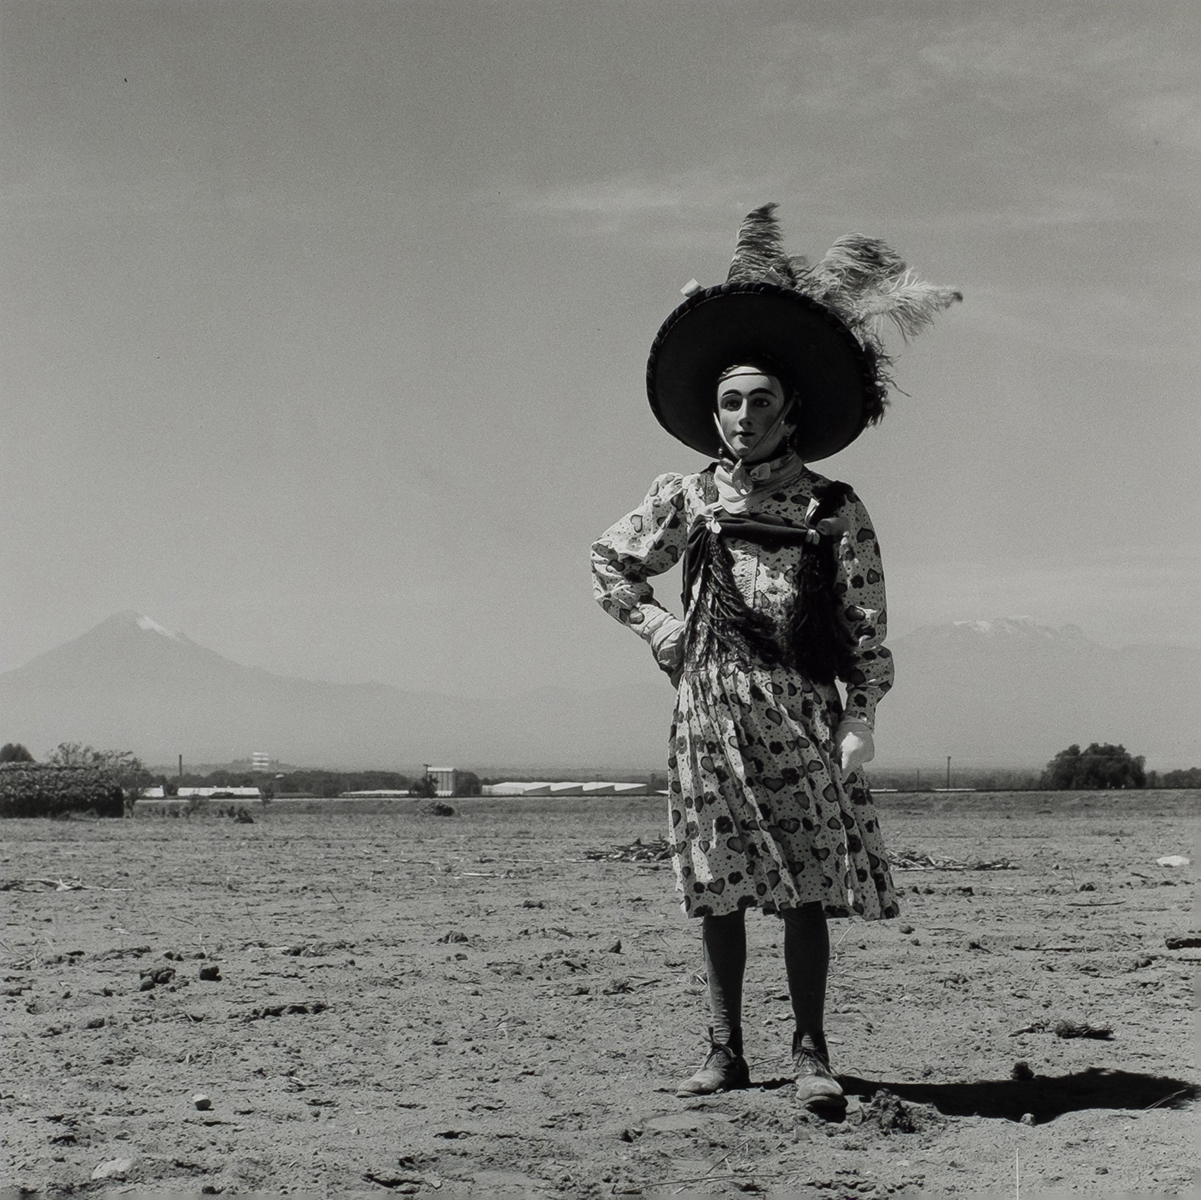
[3,740,1195,794]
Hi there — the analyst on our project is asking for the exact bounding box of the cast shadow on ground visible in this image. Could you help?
[752,1068,1199,1123]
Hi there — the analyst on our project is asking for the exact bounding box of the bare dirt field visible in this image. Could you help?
[3,789,1198,1198]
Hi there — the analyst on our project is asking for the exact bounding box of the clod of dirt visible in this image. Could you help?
[1053,1019,1113,1039]
[235,807,254,823]
[898,923,914,934]
[608,939,622,953]
[198,965,222,981]
[1011,1061,1034,1080]
[139,966,175,990]
[437,930,469,944]
[91,1157,134,1180]
[193,1093,212,1111]
[423,801,456,816]
[245,1001,329,1020]
[521,898,545,908]
[859,1089,921,1134]
[1155,855,1189,867]
[1165,934,1201,949]
[1078,882,1096,892]
[1020,1112,1036,1126]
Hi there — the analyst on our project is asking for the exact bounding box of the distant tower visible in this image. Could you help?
[428,766,458,798]
[252,751,270,773]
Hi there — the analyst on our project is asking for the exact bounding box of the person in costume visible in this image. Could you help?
[591,204,959,1113]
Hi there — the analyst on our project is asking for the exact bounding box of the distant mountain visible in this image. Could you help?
[1,612,1196,771]
[0,611,675,770]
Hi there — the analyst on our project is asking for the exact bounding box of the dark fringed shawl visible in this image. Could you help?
[681,474,855,685]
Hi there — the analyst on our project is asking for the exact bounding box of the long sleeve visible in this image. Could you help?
[591,472,692,653]
[829,492,894,728]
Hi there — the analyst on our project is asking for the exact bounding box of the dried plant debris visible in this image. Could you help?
[282,940,354,956]
[1053,1019,1114,1040]
[890,850,1016,871]
[584,837,672,862]
[1009,1018,1115,1039]
[1164,934,1201,950]
[3,877,87,892]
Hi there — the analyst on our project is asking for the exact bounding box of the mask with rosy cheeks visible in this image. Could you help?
[715,368,797,462]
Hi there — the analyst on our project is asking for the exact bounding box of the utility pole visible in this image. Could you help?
[178,754,183,778]
[946,756,951,789]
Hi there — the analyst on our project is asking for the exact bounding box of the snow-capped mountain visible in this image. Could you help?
[0,611,1196,770]
[0,611,673,770]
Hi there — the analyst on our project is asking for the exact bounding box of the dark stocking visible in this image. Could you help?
[701,909,747,1055]
[782,901,830,1059]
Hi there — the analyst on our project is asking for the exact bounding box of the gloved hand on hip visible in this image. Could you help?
[835,717,875,775]
[641,608,686,687]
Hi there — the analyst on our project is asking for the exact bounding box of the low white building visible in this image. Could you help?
[481,780,650,797]
[140,786,261,800]
[483,781,547,796]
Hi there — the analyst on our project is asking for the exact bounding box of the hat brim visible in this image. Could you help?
[646,282,873,462]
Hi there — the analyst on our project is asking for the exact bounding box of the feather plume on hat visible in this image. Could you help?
[725,204,962,425]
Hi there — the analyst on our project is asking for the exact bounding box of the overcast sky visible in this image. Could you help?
[3,0,1198,699]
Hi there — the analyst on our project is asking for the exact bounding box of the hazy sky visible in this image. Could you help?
[3,0,1198,699]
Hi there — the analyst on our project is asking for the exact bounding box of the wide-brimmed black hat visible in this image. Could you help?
[646,205,961,462]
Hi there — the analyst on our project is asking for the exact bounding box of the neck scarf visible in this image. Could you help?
[712,447,808,512]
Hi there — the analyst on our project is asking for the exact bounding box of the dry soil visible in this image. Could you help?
[2,790,1198,1198]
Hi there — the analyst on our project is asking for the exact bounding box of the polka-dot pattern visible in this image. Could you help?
[593,465,900,921]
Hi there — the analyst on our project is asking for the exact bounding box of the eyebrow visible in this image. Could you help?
[719,386,778,398]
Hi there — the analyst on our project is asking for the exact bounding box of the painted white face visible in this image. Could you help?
[716,369,791,461]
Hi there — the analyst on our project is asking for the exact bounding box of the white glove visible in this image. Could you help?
[835,718,875,775]
[651,619,686,686]
[639,607,686,685]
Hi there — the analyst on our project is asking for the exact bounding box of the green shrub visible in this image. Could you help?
[0,763,126,818]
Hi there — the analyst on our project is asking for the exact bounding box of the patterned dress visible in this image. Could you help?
[592,460,900,921]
